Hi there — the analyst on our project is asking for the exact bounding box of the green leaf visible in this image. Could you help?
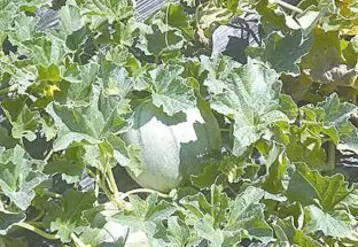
[1,98,40,141]
[107,134,143,176]
[248,31,313,75]
[0,145,47,210]
[285,132,327,169]
[24,37,66,67]
[316,93,357,129]
[47,69,131,150]
[279,94,298,121]
[195,214,225,247]
[136,20,185,58]
[165,216,190,247]
[286,163,351,211]
[304,205,352,238]
[80,227,128,247]
[208,58,288,155]
[37,64,61,83]
[0,125,18,149]
[51,190,96,242]
[167,4,195,40]
[273,217,323,247]
[217,156,258,184]
[9,13,39,43]
[77,0,134,29]
[111,194,177,240]
[226,186,273,243]
[201,54,242,95]
[148,64,196,116]
[262,143,289,194]
[255,0,290,35]
[59,5,85,36]
[339,124,358,154]
[44,147,86,184]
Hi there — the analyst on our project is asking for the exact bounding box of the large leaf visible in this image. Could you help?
[207,58,288,155]
[47,66,131,151]
[225,186,273,243]
[286,163,351,211]
[316,93,357,129]
[1,98,40,141]
[248,31,313,75]
[110,194,177,242]
[50,190,96,242]
[304,205,353,238]
[273,217,323,247]
[0,145,47,210]
[147,64,196,116]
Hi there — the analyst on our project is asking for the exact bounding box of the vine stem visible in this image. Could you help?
[71,232,89,247]
[28,210,45,223]
[43,190,62,199]
[15,222,59,240]
[164,0,171,49]
[44,149,54,163]
[195,3,203,28]
[327,142,336,171]
[120,188,171,200]
[106,166,121,203]
[270,0,304,13]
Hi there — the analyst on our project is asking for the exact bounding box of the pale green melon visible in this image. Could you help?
[123,100,221,192]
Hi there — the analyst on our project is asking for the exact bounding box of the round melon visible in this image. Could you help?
[123,100,221,192]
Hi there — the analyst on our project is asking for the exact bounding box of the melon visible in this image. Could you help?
[123,100,221,192]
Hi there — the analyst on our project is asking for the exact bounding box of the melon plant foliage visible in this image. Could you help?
[0,0,358,246]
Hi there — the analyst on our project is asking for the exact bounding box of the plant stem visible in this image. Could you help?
[327,142,336,171]
[270,0,304,13]
[120,188,171,200]
[106,166,121,202]
[94,171,100,205]
[195,3,203,27]
[28,210,45,223]
[71,232,89,247]
[15,222,59,240]
[43,190,62,199]
[44,149,54,163]
[164,1,171,49]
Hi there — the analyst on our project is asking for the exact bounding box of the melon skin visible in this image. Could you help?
[123,101,221,192]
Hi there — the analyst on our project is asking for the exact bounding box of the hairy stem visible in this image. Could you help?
[327,142,336,171]
[44,149,54,163]
[270,0,304,13]
[106,166,121,202]
[71,232,89,247]
[28,210,45,223]
[120,188,171,200]
[15,222,59,240]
